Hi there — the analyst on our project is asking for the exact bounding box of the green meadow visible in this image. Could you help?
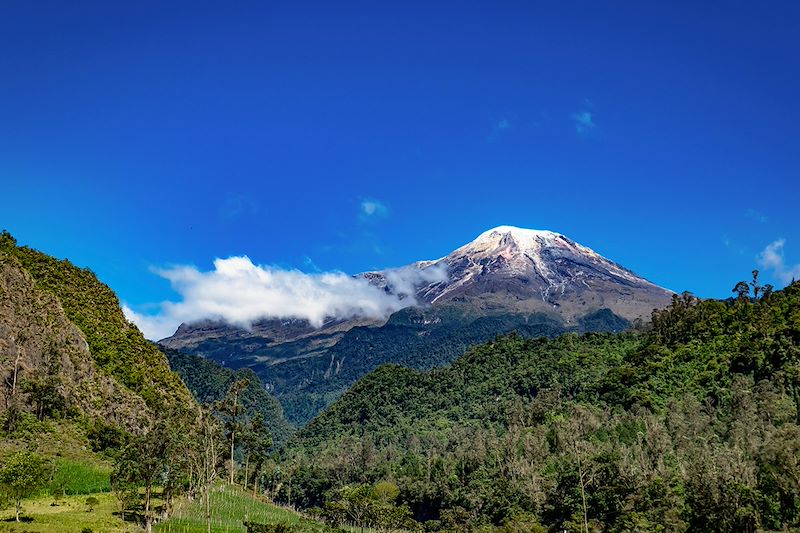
[155,485,303,533]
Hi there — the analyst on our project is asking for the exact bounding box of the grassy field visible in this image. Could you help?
[0,491,134,533]
[155,485,303,533]
[1,420,114,497]
[0,486,303,533]
[0,482,371,533]
[48,458,112,496]
[0,423,120,531]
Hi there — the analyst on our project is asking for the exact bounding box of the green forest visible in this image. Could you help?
[275,275,800,532]
[182,305,630,427]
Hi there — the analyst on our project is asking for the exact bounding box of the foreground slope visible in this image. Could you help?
[0,230,199,529]
[280,279,800,532]
[164,227,672,424]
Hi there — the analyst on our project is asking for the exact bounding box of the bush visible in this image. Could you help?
[86,419,129,453]
[85,496,99,512]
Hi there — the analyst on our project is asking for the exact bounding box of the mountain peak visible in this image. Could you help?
[478,225,561,240]
[458,225,574,259]
[414,225,673,320]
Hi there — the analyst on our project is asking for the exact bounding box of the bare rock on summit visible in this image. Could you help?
[395,226,673,322]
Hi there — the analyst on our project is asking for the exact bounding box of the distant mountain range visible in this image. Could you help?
[161,226,673,424]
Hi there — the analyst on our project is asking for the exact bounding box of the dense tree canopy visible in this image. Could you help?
[163,346,293,445]
[276,279,800,532]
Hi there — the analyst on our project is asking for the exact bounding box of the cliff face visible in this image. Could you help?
[0,231,196,432]
[0,253,151,431]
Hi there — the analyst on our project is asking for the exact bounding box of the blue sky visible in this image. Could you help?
[2,1,799,332]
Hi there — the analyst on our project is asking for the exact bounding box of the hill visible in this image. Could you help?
[0,230,205,530]
[0,230,194,431]
[277,276,800,532]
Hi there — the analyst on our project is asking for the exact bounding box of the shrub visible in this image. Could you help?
[86,496,99,512]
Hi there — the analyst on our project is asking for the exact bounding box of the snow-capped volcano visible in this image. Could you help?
[376,225,673,322]
[162,225,674,424]
[165,226,673,354]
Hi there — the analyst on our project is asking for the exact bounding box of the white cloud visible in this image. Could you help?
[123,305,179,343]
[124,256,448,341]
[571,110,596,135]
[757,239,800,285]
[381,264,448,299]
[360,199,389,219]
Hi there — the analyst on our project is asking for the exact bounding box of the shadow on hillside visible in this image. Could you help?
[2,516,34,523]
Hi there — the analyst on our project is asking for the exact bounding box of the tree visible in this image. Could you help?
[21,342,65,421]
[22,374,65,421]
[2,334,26,431]
[114,420,182,532]
[222,378,250,485]
[549,406,603,533]
[244,412,273,494]
[0,451,50,522]
[733,281,750,301]
[8,337,23,400]
[160,423,193,520]
[322,483,419,531]
[110,473,138,523]
[761,283,774,300]
[750,270,761,300]
[187,407,223,533]
[372,480,400,504]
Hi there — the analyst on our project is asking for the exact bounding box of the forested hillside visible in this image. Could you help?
[0,231,192,418]
[278,275,800,532]
[164,346,294,445]
[212,307,629,426]
[259,308,576,425]
[0,231,299,531]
